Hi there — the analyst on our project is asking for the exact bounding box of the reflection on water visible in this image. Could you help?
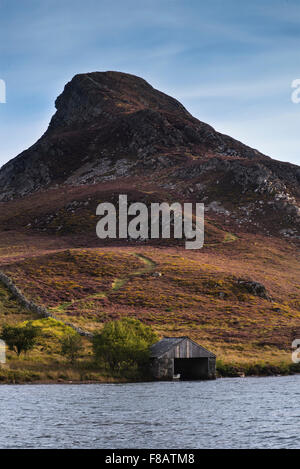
[0,376,300,449]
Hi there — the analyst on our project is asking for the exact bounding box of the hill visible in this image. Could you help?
[0,71,299,381]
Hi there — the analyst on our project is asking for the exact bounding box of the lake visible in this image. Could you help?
[0,376,299,449]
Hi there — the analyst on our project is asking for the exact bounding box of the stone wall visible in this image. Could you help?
[150,357,174,379]
[0,270,93,338]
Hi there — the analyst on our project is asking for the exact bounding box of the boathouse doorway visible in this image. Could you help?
[174,357,209,380]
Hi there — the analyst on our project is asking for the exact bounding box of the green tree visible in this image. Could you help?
[60,332,83,364]
[92,318,158,373]
[0,324,40,356]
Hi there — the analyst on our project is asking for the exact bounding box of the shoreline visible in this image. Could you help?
[1,372,300,385]
[2,356,299,385]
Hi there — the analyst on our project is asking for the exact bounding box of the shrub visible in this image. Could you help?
[0,324,40,356]
[92,318,158,373]
[60,332,83,364]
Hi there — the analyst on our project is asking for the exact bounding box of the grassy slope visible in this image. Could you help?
[0,282,121,383]
[0,226,299,380]
[0,180,299,380]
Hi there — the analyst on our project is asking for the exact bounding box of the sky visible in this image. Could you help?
[0,0,300,168]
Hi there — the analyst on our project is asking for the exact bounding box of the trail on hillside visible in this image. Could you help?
[49,253,157,314]
[112,254,157,291]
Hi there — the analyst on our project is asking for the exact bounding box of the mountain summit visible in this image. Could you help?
[0,71,270,196]
[0,71,299,239]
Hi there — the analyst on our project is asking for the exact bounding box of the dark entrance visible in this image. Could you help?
[174,358,209,380]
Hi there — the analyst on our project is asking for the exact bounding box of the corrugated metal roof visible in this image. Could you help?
[150,337,187,357]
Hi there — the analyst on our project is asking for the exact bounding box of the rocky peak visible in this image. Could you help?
[48,71,191,131]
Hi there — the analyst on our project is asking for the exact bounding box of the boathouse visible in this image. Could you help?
[150,337,216,380]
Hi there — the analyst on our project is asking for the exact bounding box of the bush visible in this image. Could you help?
[0,324,40,356]
[92,318,158,374]
[216,360,241,377]
[60,332,83,364]
[0,369,42,384]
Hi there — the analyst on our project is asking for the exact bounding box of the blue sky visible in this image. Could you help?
[0,0,300,167]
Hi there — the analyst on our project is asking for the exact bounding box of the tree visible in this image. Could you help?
[92,318,158,372]
[60,332,82,364]
[0,324,40,356]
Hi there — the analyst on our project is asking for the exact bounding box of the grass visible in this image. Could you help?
[216,360,300,377]
[0,314,128,384]
[0,233,298,378]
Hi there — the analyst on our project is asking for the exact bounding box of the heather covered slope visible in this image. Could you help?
[0,183,299,377]
[0,229,299,371]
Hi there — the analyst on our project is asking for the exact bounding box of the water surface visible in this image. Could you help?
[0,376,299,449]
